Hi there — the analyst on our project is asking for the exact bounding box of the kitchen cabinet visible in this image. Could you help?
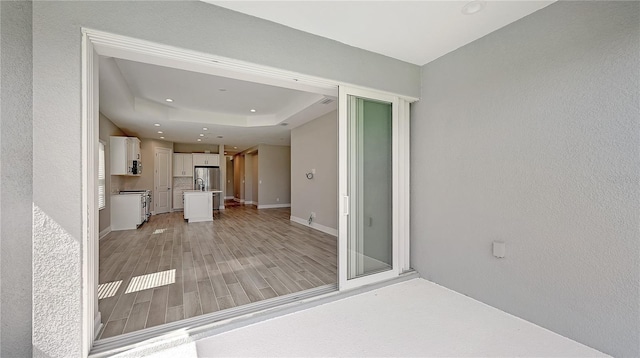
[173,153,193,177]
[173,189,184,210]
[111,194,145,230]
[183,191,213,222]
[110,136,141,176]
[192,153,219,166]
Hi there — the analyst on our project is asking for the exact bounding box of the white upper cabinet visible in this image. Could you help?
[110,136,141,176]
[192,153,219,166]
[173,153,193,177]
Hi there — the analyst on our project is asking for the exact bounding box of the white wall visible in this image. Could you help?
[258,145,291,207]
[290,111,338,231]
[0,1,32,356]
[410,2,639,357]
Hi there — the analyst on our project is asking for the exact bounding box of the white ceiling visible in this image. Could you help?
[99,57,337,150]
[207,0,555,65]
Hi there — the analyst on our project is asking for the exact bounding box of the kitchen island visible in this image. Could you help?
[183,190,222,222]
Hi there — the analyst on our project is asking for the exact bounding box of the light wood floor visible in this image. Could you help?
[97,206,337,340]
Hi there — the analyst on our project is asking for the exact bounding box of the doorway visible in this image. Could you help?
[154,147,172,214]
[83,28,412,352]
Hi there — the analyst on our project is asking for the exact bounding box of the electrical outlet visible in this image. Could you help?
[311,212,316,218]
[276,197,280,202]
[311,168,316,174]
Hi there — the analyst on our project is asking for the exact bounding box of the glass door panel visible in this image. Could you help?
[338,86,402,290]
[348,96,393,279]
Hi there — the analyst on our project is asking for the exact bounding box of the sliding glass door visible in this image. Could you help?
[338,87,409,290]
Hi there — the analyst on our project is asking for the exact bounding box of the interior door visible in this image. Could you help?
[155,147,172,214]
[339,86,401,290]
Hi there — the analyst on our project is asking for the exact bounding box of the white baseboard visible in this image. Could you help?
[99,226,111,240]
[172,208,184,212]
[94,312,103,339]
[290,216,338,237]
[219,205,225,210]
[224,196,233,200]
[244,200,253,205]
[258,203,291,209]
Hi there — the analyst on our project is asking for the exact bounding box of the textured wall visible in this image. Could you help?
[258,144,291,206]
[0,1,33,356]
[291,111,338,230]
[410,2,639,357]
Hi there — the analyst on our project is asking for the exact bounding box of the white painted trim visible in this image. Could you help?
[94,312,103,340]
[244,200,254,205]
[99,227,111,240]
[80,28,419,102]
[290,216,338,237]
[338,86,408,291]
[81,27,416,354]
[218,205,225,210]
[257,203,291,209]
[81,31,99,356]
[224,196,233,199]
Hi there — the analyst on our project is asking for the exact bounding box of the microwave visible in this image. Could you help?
[131,160,142,175]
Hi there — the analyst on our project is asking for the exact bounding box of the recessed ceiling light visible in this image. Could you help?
[203,127,208,131]
[157,131,163,134]
[216,135,223,139]
[218,88,227,92]
[234,146,238,149]
[199,133,204,137]
[250,109,256,113]
[280,123,289,126]
[197,139,202,142]
[160,136,165,139]
[165,98,173,102]
[461,0,485,15]
[154,123,161,127]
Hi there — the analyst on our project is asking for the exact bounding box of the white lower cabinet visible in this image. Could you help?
[183,191,213,222]
[173,189,184,210]
[111,194,144,230]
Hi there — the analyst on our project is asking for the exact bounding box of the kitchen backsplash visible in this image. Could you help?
[173,177,193,191]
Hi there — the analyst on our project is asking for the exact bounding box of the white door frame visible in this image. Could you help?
[154,147,172,214]
[81,28,415,354]
[338,86,411,290]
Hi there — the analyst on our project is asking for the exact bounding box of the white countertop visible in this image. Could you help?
[183,190,223,194]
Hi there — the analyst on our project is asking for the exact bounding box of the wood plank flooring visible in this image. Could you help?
[97,205,337,339]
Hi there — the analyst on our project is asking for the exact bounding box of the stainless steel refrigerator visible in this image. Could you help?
[194,166,221,210]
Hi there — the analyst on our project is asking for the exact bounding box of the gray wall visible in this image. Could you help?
[258,145,291,206]
[410,2,639,357]
[98,113,125,233]
[0,1,33,356]
[291,111,338,230]
[31,2,417,353]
